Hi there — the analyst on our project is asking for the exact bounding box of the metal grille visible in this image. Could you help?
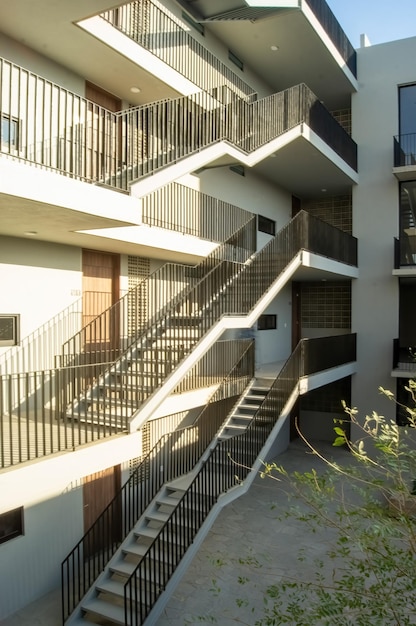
[128,256,150,338]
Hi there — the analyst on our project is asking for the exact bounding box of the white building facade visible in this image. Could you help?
[1,1,410,623]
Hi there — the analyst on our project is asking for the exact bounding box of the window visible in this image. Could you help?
[399,84,416,136]
[258,215,276,236]
[257,314,277,330]
[230,164,245,176]
[1,115,19,148]
[228,50,244,71]
[0,507,24,545]
[0,314,20,346]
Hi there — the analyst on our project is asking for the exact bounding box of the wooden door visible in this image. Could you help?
[82,249,120,360]
[83,465,121,552]
[85,82,122,181]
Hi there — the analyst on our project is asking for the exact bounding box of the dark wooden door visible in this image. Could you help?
[83,465,121,552]
[82,249,120,359]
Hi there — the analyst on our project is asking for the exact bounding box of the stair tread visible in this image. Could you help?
[146,510,170,523]
[82,597,125,625]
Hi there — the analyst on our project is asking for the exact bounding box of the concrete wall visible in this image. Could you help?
[351,37,416,422]
[0,433,141,620]
[0,237,81,343]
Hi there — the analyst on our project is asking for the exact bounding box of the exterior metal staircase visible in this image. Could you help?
[61,211,356,434]
[62,334,357,625]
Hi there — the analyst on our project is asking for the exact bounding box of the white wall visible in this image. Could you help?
[0,237,81,344]
[352,37,416,422]
[0,32,84,96]
[0,432,141,620]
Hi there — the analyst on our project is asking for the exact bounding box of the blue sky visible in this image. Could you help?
[326,0,416,48]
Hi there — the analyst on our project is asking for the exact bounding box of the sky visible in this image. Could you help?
[326,0,416,48]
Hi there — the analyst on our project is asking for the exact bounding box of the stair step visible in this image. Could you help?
[134,525,160,540]
[156,493,181,508]
[82,597,125,625]
[145,510,170,523]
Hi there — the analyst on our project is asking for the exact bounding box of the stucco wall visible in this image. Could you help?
[351,37,416,422]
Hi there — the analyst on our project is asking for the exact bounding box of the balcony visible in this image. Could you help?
[393,133,416,181]
[174,0,357,108]
[0,56,357,205]
[392,338,416,378]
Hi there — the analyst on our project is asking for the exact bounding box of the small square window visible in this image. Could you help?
[228,50,244,71]
[0,314,20,346]
[258,314,277,331]
[1,116,19,148]
[258,215,276,236]
[0,507,24,545]
[230,164,245,176]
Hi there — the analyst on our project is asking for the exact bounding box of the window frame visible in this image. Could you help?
[257,314,277,331]
[257,215,276,237]
[0,507,24,545]
[0,314,21,347]
[1,115,20,149]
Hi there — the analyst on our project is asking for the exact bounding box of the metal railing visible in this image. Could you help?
[101,0,357,87]
[62,334,356,623]
[61,340,255,622]
[141,181,254,241]
[394,133,416,167]
[0,56,357,191]
[54,211,356,431]
[0,212,356,469]
[0,297,83,376]
[121,333,357,625]
[0,292,125,376]
[392,338,416,372]
[0,339,251,470]
[306,0,357,77]
[58,216,256,367]
[100,2,256,102]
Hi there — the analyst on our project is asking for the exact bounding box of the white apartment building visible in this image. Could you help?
[0,0,412,623]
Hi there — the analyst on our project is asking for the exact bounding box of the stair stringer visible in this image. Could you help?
[127,252,303,433]
[141,385,300,626]
[129,124,358,200]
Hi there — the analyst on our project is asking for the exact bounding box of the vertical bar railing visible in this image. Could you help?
[1,54,358,189]
[100,2,256,102]
[124,334,357,625]
[61,340,254,622]
[141,181,254,243]
[305,0,357,77]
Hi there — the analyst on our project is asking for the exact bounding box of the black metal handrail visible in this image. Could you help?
[305,0,357,77]
[124,333,357,624]
[141,181,254,241]
[58,211,357,431]
[394,133,416,167]
[101,2,256,101]
[58,215,256,366]
[101,0,356,85]
[0,56,357,191]
[61,340,255,622]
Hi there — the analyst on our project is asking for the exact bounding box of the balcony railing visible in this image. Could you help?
[61,333,356,624]
[394,133,416,167]
[100,2,256,102]
[306,0,357,77]
[101,0,357,86]
[141,182,254,241]
[392,338,416,372]
[61,340,255,621]
[0,339,251,470]
[0,56,357,192]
